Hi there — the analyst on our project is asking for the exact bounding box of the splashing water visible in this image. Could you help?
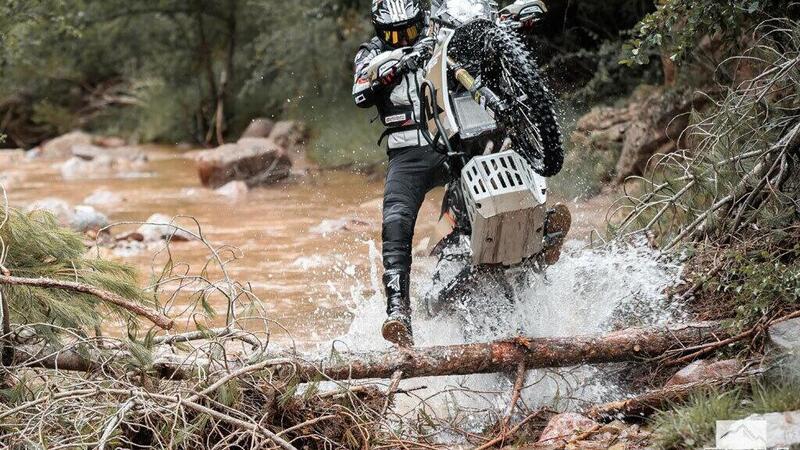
[312,239,683,437]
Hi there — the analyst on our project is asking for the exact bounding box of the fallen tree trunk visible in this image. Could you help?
[13,322,730,382]
[586,369,761,420]
[279,321,729,382]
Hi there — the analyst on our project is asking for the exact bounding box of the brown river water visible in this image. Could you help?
[2,147,447,345]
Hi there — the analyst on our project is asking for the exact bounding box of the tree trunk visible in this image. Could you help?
[13,322,730,383]
[586,369,758,420]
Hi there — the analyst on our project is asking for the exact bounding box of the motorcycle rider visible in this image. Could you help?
[353,0,557,348]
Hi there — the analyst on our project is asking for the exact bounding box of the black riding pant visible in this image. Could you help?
[383,145,450,272]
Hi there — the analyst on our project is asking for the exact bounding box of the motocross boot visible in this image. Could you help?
[382,269,414,347]
[543,203,572,265]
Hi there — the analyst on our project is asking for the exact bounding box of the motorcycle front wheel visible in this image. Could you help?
[482,26,564,177]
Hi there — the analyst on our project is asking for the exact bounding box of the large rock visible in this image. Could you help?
[70,205,109,233]
[25,198,108,233]
[538,413,599,445]
[267,120,315,172]
[39,131,93,159]
[195,141,292,188]
[664,359,742,387]
[240,118,275,139]
[768,317,800,371]
[136,213,194,242]
[570,86,708,183]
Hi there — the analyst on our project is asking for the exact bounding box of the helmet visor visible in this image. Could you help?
[379,23,421,47]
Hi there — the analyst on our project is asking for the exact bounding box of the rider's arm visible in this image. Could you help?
[353,41,383,109]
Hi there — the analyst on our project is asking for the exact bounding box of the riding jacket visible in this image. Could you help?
[352,36,425,151]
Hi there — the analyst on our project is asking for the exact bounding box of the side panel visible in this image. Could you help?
[425,29,459,137]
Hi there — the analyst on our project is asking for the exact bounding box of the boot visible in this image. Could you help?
[543,203,572,266]
[381,269,414,347]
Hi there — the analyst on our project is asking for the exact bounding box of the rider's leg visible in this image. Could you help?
[381,145,447,346]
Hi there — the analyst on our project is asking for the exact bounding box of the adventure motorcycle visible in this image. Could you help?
[365,0,568,315]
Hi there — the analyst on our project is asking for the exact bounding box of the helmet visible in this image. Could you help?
[372,0,425,48]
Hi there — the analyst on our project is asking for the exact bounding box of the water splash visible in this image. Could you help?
[316,239,683,434]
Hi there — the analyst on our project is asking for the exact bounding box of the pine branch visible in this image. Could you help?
[0,275,173,330]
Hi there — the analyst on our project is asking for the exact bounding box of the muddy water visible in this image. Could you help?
[3,147,446,345]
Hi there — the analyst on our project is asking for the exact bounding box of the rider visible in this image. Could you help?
[353,0,556,348]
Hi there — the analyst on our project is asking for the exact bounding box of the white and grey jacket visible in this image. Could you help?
[352,37,425,151]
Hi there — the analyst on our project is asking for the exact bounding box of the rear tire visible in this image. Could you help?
[483,26,564,177]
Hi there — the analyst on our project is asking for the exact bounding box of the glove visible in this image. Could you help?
[400,37,436,72]
[377,65,399,86]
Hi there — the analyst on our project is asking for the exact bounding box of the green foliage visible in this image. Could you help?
[712,254,800,331]
[622,0,785,66]
[651,388,743,449]
[651,377,800,449]
[0,209,152,342]
[0,0,372,146]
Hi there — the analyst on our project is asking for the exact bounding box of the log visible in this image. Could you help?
[586,369,760,421]
[13,322,730,383]
[272,321,728,382]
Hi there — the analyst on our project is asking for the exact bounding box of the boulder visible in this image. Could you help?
[214,180,248,201]
[195,142,292,188]
[768,317,800,352]
[664,359,742,387]
[40,131,93,159]
[570,86,708,183]
[538,413,599,444]
[60,156,114,179]
[70,205,109,233]
[136,213,194,242]
[768,317,800,371]
[83,189,123,206]
[267,120,315,172]
[25,198,74,224]
[240,118,275,139]
[93,135,126,148]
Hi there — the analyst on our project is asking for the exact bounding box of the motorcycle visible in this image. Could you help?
[366,0,568,316]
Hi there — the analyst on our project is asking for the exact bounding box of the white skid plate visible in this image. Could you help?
[461,150,548,266]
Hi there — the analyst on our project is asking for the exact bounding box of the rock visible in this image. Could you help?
[72,144,147,162]
[83,189,123,206]
[214,180,248,201]
[70,205,109,233]
[116,231,144,242]
[664,359,742,387]
[267,120,315,172]
[39,131,93,159]
[240,118,275,139]
[716,410,800,449]
[136,213,194,242]
[570,86,709,183]
[538,413,599,444]
[93,136,126,148]
[195,142,292,188]
[768,317,800,351]
[60,156,114,179]
[26,198,74,224]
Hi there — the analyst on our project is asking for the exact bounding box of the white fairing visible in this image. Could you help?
[461,151,548,266]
